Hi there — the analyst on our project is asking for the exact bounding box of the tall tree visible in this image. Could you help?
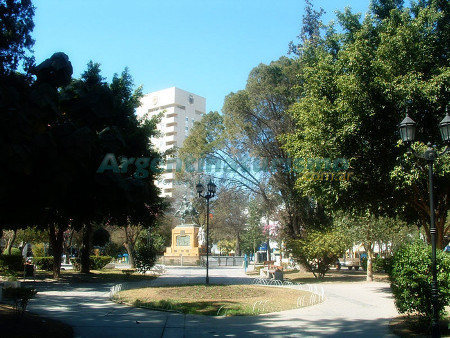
[180,57,328,239]
[0,0,35,75]
[284,1,450,248]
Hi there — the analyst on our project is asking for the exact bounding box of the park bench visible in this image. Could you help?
[261,261,283,280]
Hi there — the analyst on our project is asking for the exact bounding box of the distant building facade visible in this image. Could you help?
[136,87,206,197]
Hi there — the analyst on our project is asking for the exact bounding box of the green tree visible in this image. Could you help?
[284,1,450,248]
[288,227,348,278]
[180,57,328,239]
[335,212,412,281]
[0,0,35,75]
[240,197,266,263]
[211,186,248,256]
[390,240,450,323]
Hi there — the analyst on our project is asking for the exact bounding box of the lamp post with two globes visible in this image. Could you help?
[398,106,450,337]
[196,179,217,285]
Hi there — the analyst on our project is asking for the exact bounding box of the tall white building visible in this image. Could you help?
[136,87,206,197]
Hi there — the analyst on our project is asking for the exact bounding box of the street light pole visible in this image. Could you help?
[398,107,450,337]
[196,179,217,285]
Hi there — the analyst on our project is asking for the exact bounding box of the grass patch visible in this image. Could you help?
[117,284,317,316]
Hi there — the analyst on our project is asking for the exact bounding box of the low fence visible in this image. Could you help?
[202,256,245,267]
[156,255,245,267]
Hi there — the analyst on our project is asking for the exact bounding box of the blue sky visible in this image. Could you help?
[32,0,371,113]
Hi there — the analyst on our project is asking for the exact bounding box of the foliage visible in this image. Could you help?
[134,243,157,274]
[288,227,348,278]
[32,257,53,271]
[240,198,266,255]
[0,0,35,75]
[283,0,450,248]
[32,243,45,257]
[92,227,110,247]
[0,254,24,273]
[103,241,126,258]
[3,286,37,313]
[71,256,112,271]
[390,241,450,321]
[2,247,21,256]
[216,240,236,255]
[210,187,248,255]
[15,226,49,244]
[179,57,328,239]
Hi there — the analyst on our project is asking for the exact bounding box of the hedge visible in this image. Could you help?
[389,241,450,321]
[0,254,24,272]
[71,256,113,271]
[32,257,54,271]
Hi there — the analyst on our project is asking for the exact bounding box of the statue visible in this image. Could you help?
[175,195,198,224]
[197,226,206,246]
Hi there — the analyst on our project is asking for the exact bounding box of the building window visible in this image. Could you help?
[189,95,194,105]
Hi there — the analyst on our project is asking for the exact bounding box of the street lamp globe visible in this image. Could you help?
[399,114,416,144]
[196,182,204,196]
[439,109,450,144]
[207,180,216,196]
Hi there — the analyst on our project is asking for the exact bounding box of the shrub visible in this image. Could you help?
[3,287,37,313]
[390,241,450,322]
[33,243,46,257]
[361,257,367,271]
[90,256,112,270]
[2,248,22,256]
[104,242,125,258]
[288,228,347,279]
[71,256,113,271]
[32,257,54,271]
[0,254,24,273]
[134,244,157,274]
[372,256,384,272]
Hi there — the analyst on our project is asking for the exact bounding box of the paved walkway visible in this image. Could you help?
[26,266,399,337]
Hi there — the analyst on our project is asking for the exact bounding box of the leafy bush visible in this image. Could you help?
[288,228,347,279]
[0,254,24,273]
[71,256,113,271]
[32,257,53,271]
[134,244,157,274]
[390,241,450,321]
[104,242,125,258]
[90,256,112,270]
[361,257,367,271]
[2,248,22,256]
[32,243,46,257]
[372,256,384,272]
[3,287,37,313]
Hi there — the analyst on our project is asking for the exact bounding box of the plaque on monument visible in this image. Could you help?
[176,235,190,246]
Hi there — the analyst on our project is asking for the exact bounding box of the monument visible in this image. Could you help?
[163,196,206,265]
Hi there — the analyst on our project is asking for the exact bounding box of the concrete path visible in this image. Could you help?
[26,266,399,337]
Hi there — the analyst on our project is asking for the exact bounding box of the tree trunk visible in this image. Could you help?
[64,229,74,264]
[49,223,64,279]
[366,246,374,282]
[80,223,92,273]
[6,229,17,255]
[123,242,135,268]
[235,232,241,256]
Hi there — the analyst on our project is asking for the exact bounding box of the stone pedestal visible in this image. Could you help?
[164,224,206,257]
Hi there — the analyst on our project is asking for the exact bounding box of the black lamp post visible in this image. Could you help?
[398,106,450,337]
[196,179,217,285]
